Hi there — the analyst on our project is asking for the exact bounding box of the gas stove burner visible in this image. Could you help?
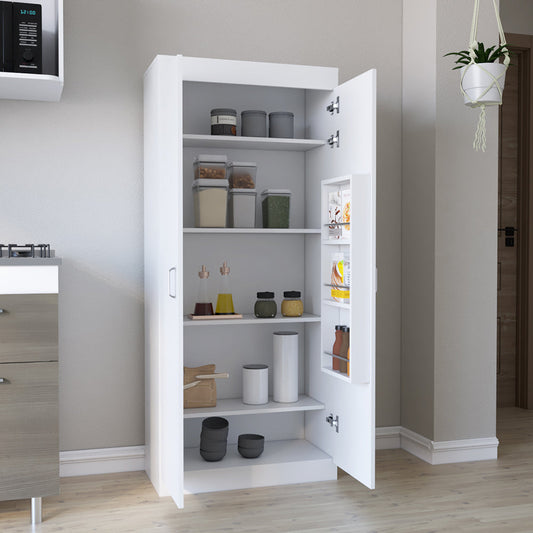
[0,243,52,258]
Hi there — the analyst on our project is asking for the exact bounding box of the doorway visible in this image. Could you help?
[497,33,533,408]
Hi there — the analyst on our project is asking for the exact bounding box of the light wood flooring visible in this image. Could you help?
[2,407,533,532]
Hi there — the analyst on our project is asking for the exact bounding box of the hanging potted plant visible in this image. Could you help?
[445,42,509,107]
[444,0,510,151]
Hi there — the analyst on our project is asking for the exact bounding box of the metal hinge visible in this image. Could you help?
[327,130,340,148]
[326,413,339,433]
[326,96,340,115]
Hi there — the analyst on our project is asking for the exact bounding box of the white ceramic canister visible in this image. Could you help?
[273,331,299,403]
[242,364,268,405]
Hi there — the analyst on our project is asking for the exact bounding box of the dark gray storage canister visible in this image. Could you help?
[269,111,294,138]
[211,108,237,136]
[241,110,267,137]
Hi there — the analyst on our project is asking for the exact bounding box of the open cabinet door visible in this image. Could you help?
[144,55,184,508]
[305,69,376,489]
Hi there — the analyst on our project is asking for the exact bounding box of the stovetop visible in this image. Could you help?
[0,244,54,258]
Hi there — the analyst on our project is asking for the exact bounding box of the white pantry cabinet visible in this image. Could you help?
[143,55,376,508]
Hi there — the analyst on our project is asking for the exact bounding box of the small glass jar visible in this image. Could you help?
[254,292,277,318]
[281,291,303,317]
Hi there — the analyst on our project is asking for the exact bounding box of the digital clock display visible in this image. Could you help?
[19,9,37,16]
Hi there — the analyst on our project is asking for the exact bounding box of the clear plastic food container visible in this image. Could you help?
[261,189,291,228]
[229,188,257,228]
[193,154,228,180]
[227,161,257,189]
[192,179,229,228]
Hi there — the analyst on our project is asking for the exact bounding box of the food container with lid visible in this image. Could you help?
[254,292,277,318]
[228,188,256,228]
[242,364,268,405]
[281,291,303,317]
[241,110,267,137]
[261,189,291,228]
[269,111,294,138]
[192,179,229,228]
[211,108,237,136]
[193,154,228,179]
[227,161,257,189]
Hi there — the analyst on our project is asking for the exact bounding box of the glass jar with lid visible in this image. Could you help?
[281,291,303,317]
[254,292,277,318]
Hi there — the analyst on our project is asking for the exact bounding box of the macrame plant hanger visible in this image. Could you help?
[460,0,510,151]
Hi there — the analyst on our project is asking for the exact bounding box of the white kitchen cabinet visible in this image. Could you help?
[144,55,376,508]
[0,0,63,101]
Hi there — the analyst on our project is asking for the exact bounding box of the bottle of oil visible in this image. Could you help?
[193,265,214,316]
[215,261,235,314]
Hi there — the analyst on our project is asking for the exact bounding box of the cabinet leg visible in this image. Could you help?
[31,497,42,525]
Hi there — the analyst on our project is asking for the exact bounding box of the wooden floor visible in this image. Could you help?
[2,407,533,532]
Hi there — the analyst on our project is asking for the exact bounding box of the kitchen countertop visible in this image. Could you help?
[0,258,62,266]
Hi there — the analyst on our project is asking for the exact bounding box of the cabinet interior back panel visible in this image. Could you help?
[183,82,306,137]
[183,322,306,399]
[183,148,306,228]
[184,412,304,447]
[182,235,305,315]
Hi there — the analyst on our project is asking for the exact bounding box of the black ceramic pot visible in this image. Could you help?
[200,438,228,452]
[200,448,226,462]
[201,417,229,441]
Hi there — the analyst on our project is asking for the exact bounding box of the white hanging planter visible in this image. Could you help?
[461,62,507,107]
[445,0,510,151]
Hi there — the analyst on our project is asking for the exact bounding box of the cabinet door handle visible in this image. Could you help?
[168,267,177,299]
[0,308,5,314]
[0,378,10,384]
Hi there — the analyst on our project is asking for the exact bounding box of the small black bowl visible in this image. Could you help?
[237,434,264,459]
[238,434,264,449]
[200,448,226,462]
[238,446,263,459]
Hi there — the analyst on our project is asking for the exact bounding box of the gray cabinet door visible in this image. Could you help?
[0,294,58,364]
[0,361,59,500]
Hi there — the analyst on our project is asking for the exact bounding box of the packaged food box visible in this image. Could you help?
[261,189,291,228]
[228,161,256,189]
[192,178,229,228]
[193,154,228,179]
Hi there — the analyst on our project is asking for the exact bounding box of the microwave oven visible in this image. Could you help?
[0,2,42,73]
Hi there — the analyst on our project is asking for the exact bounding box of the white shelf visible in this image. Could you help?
[184,439,336,494]
[183,133,326,152]
[322,299,350,310]
[322,239,351,245]
[184,313,320,326]
[184,228,321,234]
[0,73,63,102]
[183,394,324,419]
[321,365,351,383]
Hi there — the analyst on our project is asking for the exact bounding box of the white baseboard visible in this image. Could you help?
[60,446,146,477]
[376,426,401,450]
[59,428,499,478]
[377,426,499,465]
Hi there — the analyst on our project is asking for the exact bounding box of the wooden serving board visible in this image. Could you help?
[188,314,243,320]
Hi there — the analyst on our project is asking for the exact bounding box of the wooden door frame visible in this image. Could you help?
[503,33,533,408]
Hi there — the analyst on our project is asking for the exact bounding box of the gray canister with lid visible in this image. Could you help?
[241,110,267,137]
[269,111,294,138]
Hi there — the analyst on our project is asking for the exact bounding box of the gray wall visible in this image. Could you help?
[0,0,402,451]
[501,0,533,35]
[402,0,499,442]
